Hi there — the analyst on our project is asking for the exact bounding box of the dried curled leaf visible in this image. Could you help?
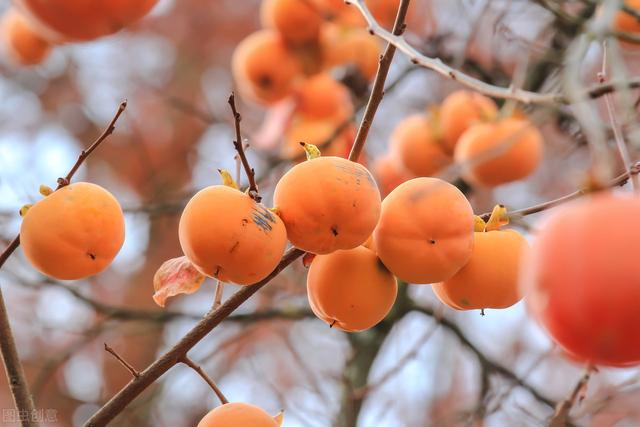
[217,169,239,189]
[273,410,284,426]
[474,215,487,232]
[302,252,316,268]
[19,204,33,217]
[300,142,321,160]
[153,256,205,307]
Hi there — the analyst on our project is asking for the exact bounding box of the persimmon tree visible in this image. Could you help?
[2,1,640,427]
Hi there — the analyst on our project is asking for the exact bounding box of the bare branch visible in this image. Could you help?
[228,93,260,202]
[104,343,141,379]
[83,247,304,427]
[547,366,594,427]
[180,356,229,405]
[348,0,411,161]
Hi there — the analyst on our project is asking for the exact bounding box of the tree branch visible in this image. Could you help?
[348,0,411,161]
[228,93,260,202]
[83,247,305,427]
[547,366,594,427]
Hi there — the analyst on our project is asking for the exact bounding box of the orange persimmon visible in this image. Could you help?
[439,90,498,153]
[372,155,415,197]
[232,29,303,105]
[307,246,397,331]
[179,185,287,285]
[294,73,353,121]
[20,182,125,280]
[321,25,381,80]
[15,0,157,41]
[522,192,640,367]
[198,402,278,427]
[1,9,51,66]
[261,0,322,45]
[454,117,544,187]
[373,177,474,284]
[433,229,528,311]
[389,113,451,177]
[273,153,381,254]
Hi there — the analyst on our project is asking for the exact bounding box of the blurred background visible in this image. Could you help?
[1,0,640,426]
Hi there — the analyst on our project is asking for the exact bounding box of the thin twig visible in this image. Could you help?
[180,356,229,405]
[479,161,640,221]
[104,343,140,379]
[348,0,411,161]
[57,100,128,188]
[598,42,639,192]
[547,366,594,427]
[228,93,260,202]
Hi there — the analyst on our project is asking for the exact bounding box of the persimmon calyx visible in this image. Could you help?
[273,410,285,426]
[299,142,321,160]
[39,184,54,196]
[485,204,509,231]
[217,169,239,189]
[19,204,33,217]
[153,256,206,307]
[474,215,487,232]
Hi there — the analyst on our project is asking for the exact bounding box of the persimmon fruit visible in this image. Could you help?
[439,90,498,153]
[454,117,543,187]
[522,192,640,367]
[294,73,353,121]
[614,0,640,40]
[307,246,397,332]
[261,0,322,45]
[273,154,381,254]
[232,30,302,105]
[20,182,125,280]
[179,185,287,285]
[1,9,51,66]
[372,155,415,197]
[198,402,278,427]
[433,229,528,311]
[322,26,381,80]
[373,177,474,284]
[389,113,451,177]
[15,0,157,41]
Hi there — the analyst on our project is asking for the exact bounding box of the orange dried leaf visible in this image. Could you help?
[153,256,205,307]
[302,252,316,268]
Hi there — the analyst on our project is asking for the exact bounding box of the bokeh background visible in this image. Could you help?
[1,0,640,426]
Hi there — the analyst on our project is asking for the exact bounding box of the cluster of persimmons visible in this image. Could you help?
[12,1,640,425]
[0,0,157,65]
[374,90,544,195]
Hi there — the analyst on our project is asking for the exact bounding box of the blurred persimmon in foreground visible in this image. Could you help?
[523,192,640,367]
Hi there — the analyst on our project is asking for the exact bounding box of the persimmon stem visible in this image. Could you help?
[180,356,229,405]
[213,280,224,310]
[228,93,260,202]
[348,0,411,162]
[104,343,140,379]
